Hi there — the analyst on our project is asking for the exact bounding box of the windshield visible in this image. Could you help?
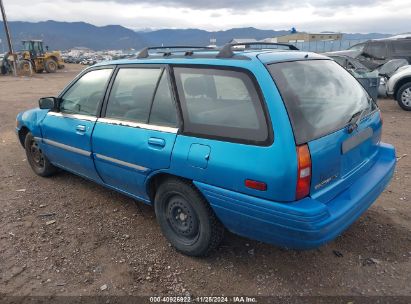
[268,60,374,144]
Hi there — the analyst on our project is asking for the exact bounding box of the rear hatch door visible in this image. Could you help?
[268,59,381,202]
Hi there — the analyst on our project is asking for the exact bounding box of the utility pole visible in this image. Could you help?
[0,0,17,75]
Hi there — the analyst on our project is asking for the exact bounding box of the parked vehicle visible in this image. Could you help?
[20,40,65,73]
[379,63,411,111]
[16,44,396,256]
[329,38,411,70]
[325,53,380,101]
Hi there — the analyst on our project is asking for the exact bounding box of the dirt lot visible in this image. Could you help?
[0,64,410,300]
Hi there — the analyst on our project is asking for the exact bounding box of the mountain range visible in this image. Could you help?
[0,20,394,51]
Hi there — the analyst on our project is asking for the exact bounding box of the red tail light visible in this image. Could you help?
[296,144,312,200]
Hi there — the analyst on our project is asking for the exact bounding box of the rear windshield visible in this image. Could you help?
[268,60,373,144]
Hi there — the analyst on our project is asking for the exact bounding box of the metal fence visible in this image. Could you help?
[289,39,368,53]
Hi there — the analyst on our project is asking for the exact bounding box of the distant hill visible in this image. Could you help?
[0,20,146,51]
[0,20,394,51]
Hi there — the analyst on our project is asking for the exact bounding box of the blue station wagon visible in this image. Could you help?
[16,44,396,256]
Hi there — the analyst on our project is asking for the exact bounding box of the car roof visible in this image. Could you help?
[94,49,330,68]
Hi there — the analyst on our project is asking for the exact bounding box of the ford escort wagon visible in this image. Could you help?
[16,44,396,256]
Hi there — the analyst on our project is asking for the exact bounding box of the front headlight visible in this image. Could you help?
[379,77,386,85]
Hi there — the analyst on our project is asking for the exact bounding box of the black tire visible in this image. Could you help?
[44,59,57,73]
[396,82,411,111]
[18,60,33,76]
[154,178,224,256]
[24,132,57,177]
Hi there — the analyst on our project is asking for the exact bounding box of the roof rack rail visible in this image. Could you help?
[216,42,299,58]
[136,46,215,59]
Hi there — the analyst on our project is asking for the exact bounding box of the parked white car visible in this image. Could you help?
[380,65,411,111]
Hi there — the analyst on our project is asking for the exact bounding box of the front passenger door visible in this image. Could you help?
[41,68,113,181]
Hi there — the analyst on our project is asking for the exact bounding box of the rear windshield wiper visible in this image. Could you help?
[347,105,369,134]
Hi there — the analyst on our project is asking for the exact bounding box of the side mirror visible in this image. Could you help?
[39,97,58,110]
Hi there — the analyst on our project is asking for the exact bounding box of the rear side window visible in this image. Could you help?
[174,67,269,144]
[149,71,178,127]
[105,68,162,123]
[268,60,372,144]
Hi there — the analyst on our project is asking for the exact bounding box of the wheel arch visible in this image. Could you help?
[394,77,411,98]
[18,126,30,148]
[146,172,193,204]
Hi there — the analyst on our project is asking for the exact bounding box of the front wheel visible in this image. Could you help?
[44,59,57,73]
[154,179,224,256]
[24,132,57,177]
[396,82,411,111]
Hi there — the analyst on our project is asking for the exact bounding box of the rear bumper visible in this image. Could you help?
[195,143,396,249]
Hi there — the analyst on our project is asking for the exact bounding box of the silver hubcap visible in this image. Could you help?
[401,88,411,106]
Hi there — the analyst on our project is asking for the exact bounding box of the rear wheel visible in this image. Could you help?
[154,178,224,256]
[24,132,57,177]
[44,59,57,73]
[396,82,411,111]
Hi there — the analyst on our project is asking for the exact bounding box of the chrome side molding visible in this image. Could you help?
[94,153,148,172]
[48,112,97,122]
[43,138,91,157]
[97,118,178,134]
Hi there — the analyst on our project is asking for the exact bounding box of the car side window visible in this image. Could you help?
[149,71,178,127]
[60,69,113,116]
[105,68,162,123]
[174,67,269,144]
[365,42,386,59]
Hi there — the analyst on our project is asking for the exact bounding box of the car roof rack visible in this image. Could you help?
[135,42,299,60]
[216,42,299,58]
[136,46,215,59]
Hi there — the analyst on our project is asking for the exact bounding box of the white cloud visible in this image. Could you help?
[2,0,410,33]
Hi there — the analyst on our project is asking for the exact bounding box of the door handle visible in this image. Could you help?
[76,125,86,134]
[148,137,166,148]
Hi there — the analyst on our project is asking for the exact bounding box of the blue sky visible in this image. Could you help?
[3,0,411,33]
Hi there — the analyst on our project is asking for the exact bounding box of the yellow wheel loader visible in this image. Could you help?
[20,40,65,73]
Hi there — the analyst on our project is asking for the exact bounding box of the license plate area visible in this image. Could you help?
[342,127,373,155]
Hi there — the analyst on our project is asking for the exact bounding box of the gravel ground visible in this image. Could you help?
[0,65,410,300]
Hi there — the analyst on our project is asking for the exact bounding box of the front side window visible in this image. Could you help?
[174,67,269,144]
[60,69,113,116]
[105,68,162,123]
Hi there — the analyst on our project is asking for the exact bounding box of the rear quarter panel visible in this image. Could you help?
[168,59,298,202]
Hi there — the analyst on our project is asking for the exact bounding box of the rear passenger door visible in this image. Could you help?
[91,65,179,200]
